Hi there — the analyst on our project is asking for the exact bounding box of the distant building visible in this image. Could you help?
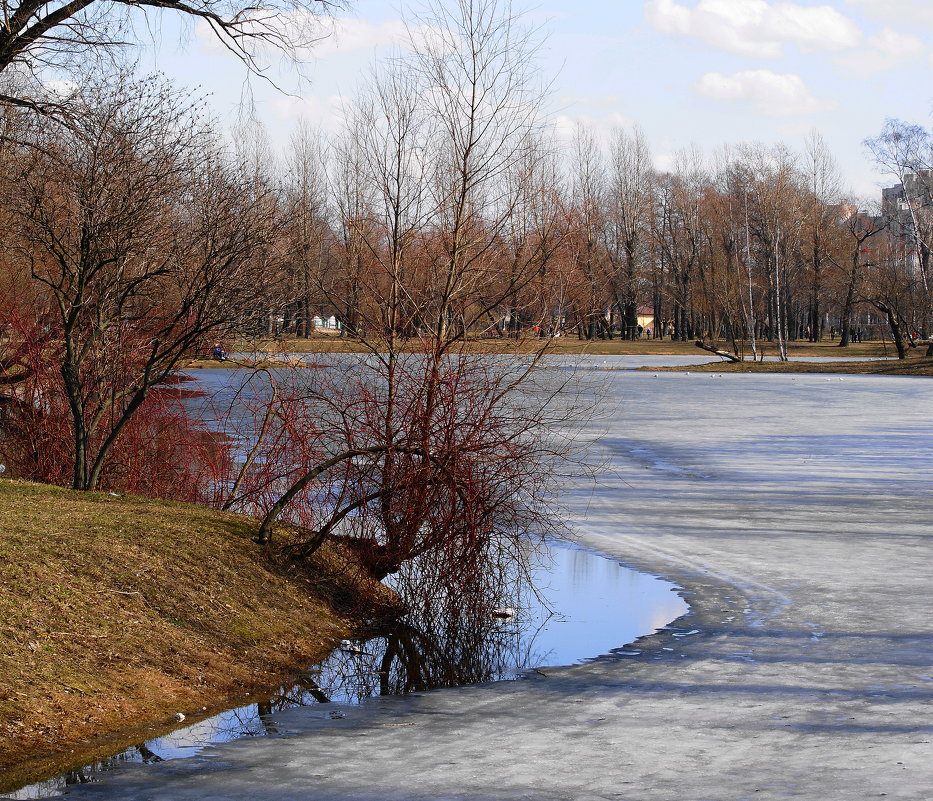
[636,306,654,333]
[312,315,340,331]
[879,171,933,275]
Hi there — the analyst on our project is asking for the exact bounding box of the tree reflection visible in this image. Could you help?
[313,538,555,701]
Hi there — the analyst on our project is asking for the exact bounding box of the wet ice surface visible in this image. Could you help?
[4,541,685,800]
[540,353,896,370]
[223,351,896,371]
[18,367,933,800]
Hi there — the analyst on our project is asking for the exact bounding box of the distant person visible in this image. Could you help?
[645,327,651,338]
[211,343,227,361]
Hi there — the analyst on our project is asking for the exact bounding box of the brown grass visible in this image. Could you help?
[0,480,399,790]
[181,336,898,367]
[648,346,933,376]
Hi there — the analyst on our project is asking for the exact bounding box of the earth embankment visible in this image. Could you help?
[0,480,398,791]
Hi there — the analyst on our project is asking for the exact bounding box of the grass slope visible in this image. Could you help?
[0,480,396,790]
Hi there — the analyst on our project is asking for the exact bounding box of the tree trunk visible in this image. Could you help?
[695,340,741,363]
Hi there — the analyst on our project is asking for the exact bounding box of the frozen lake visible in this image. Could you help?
[11,365,933,800]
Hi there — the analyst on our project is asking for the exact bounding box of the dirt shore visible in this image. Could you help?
[0,482,398,792]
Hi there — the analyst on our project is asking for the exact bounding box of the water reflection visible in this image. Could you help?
[3,541,685,799]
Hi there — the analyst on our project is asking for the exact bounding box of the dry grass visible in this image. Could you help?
[649,346,933,376]
[173,337,900,372]
[0,480,398,790]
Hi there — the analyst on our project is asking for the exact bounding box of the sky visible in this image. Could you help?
[141,0,933,199]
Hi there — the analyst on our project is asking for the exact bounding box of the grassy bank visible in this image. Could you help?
[648,346,933,376]
[183,335,895,366]
[0,480,399,791]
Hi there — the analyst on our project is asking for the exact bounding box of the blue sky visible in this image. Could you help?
[145,0,933,198]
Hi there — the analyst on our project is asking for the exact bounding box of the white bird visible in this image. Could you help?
[173,713,186,723]
[491,607,516,619]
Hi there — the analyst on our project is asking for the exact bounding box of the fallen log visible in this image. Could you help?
[695,340,742,363]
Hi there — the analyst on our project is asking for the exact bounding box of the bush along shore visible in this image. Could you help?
[0,479,402,792]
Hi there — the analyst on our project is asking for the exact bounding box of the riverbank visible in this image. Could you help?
[181,336,893,368]
[181,339,933,378]
[263,335,892,359]
[0,480,400,792]
[653,347,933,376]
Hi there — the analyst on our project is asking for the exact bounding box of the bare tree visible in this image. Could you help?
[834,203,885,348]
[605,125,653,340]
[741,143,804,360]
[499,132,568,337]
[283,123,332,337]
[652,147,708,342]
[802,130,842,342]
[2,74,283,490]
[705,147,758,357]
[0,0,345,110]
[865,119,933,335]
[412,0,548,343]
[215,2,593,612]
[569,123,608,339]
[860,233,920,358]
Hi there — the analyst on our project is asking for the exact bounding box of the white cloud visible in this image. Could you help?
[560,93,624,107]
[552,110,636,145]
[695,70,834,116]
[845,0,933,30]
[268,92,352,128]
[835,27,925,76]
[304,16,449,58]
[646,0,862,58]
[552,95,638,144]
[196,15,449,61]
[653,149,677,174]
